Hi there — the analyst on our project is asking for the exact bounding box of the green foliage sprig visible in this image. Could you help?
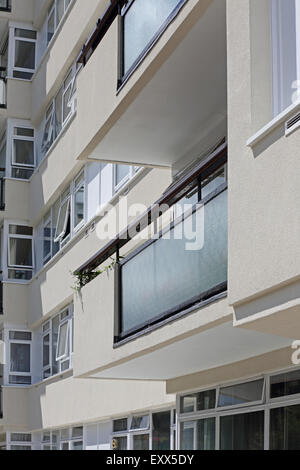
[71,257,122,293]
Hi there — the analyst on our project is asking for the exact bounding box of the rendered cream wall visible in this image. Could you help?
[0,0,35,23]
[6,79,32,119]
[74,267,229,379]
[166,347,293,394]
[2,179,30,222]
[2,283,29,326]
[228,0,300,308]
[26,376,174,432]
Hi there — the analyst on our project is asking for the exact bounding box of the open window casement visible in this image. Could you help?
[67,65,82,115]
[54,197,70,243]
[55,320,70,362]
[41,108,55,153]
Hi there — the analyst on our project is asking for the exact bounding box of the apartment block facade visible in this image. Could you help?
[0,0,299,451]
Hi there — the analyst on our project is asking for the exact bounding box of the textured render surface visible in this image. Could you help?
[228,0,300,308]
[166,346,294,394]
[25,376,174,432]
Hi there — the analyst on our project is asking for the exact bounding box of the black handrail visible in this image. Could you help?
[0,177,5,211]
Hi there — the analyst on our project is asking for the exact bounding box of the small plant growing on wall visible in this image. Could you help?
[71,257,121,293]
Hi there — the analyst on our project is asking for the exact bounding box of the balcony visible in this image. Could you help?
[117,186,227,341]
[76,0,227,168]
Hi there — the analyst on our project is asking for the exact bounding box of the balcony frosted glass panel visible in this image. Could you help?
[121,189,227,333]
[123,0,183,74]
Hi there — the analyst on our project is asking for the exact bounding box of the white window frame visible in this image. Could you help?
[54,196,70,243]
[56,319,70,362]
[72,171,85,233]
[11,125,35,169]
[8,330,32,385]
[11,26,37,79]
[7,225,34,270]
[7,432,32,451]
[111,409,174,450]
[177,366,300,450]
[46,0,73,47]
[42,304,73,380]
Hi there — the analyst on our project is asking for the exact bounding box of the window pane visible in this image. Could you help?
[9,375,31,385]
[55,86,63,137]
[47,10,55,43]
[113,418,128,433]
[180,390,216,414]
[10,445,31,450]
[9,238,33,267]
[15,29,36,40]
[113,436,127,450]
[270,370,300,399]
[13,128,34,137]
[115,165,130,187]
[152,411,170,450]
[270,404,300,450]
[13,140,34,166]
[10,343,30,373]
[218,380,264,408]
[9,331,31,341]
[9,225,32,236]
[43,334,50,367]
[14,40,35,70]
[11,433,31,442]
[63,85,72,121]
[72,427,83,439]
[180,418,215,450]
[133,434,149,450]
[123,0,181,74]
[74,185,84,228]
[56,0,65,25]
[220,411,264,450]
[52,315,59,375]
[55,198,70,240]
[201,166,226,199]
[56,322,69,359]
[73,441,83,450]
[130,415,149,430]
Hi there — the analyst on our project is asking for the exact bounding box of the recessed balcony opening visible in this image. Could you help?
[78,0,227,168]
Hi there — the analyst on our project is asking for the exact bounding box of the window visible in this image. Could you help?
[217,379,264,408]
[271,0,300,115]
[11,126,35,180]
[220,411,264,450]
[177,369,300,450]
[73,172,85,231]
[13,28,37,80]
[9,331,32,385]
[180,418,216,451]
[270,369,300,399]
[46,0,72,46]
[180,390,216,414]
[121,0,186,78]
[42,305,73,379]
[114,164,142,192]
[270,404,300,450]
[38,170,85,269]
[41,63,79,156]
[112,410,174,450]
[8,433,32,451]
[8,225,34,281]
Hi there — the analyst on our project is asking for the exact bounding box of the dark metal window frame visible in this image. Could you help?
[115,181,228,343]
[118,0,189,89]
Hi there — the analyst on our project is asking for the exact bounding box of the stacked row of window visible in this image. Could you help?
[179,369,300,450]
[1,304,73,386]
[112,410,176,450]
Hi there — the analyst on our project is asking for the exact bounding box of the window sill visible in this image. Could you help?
[247,100,300,148]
